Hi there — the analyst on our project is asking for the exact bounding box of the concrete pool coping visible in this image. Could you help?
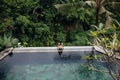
[13,46,93,53]
[1,46,120,60]
[0,47,13,60]
[94,46,120,59]
[0,46,93,60]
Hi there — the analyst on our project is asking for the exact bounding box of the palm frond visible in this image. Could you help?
[105,14,113,28]
[83,1,97,8]
[99,6,106,14]
[60,0,66,4]
[66,0,70,3]
[114,19,120,27]
[54,1,83,9]
[104,2,120,6]
[101,0,105,4]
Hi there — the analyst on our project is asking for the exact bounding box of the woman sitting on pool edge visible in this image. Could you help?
[57,40,64,56]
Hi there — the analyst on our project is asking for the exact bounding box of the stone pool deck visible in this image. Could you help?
[94,46,120,59]
[0,47,13,60]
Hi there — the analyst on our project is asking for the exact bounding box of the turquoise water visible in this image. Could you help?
[2,63,112,80]
[0,52,113,80]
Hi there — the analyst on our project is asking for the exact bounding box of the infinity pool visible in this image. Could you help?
[0,51,113,80]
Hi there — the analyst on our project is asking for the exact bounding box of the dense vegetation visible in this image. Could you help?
[0,0,119,47]
[0,0,120,79]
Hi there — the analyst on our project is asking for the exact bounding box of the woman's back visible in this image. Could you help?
[58,42,63,48]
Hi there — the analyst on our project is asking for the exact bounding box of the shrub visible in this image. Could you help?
[0,34,18,51]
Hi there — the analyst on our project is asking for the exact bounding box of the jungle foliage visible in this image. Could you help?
[0,0,119,47]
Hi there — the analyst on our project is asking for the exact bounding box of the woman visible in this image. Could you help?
[57,40,64,56]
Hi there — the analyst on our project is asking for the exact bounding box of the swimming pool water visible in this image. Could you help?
[0,52,113,80]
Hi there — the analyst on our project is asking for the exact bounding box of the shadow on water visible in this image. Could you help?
[53,53,83,64]
[8,52,13,56]
[0,52,16,80]
[0,61,12,80]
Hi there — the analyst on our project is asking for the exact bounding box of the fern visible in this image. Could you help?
[0,34,18,50]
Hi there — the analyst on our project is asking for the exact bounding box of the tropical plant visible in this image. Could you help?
[89,22,120,80]
[0,34,18,51]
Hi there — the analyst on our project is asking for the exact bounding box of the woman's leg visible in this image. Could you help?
[58,48,63,56]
